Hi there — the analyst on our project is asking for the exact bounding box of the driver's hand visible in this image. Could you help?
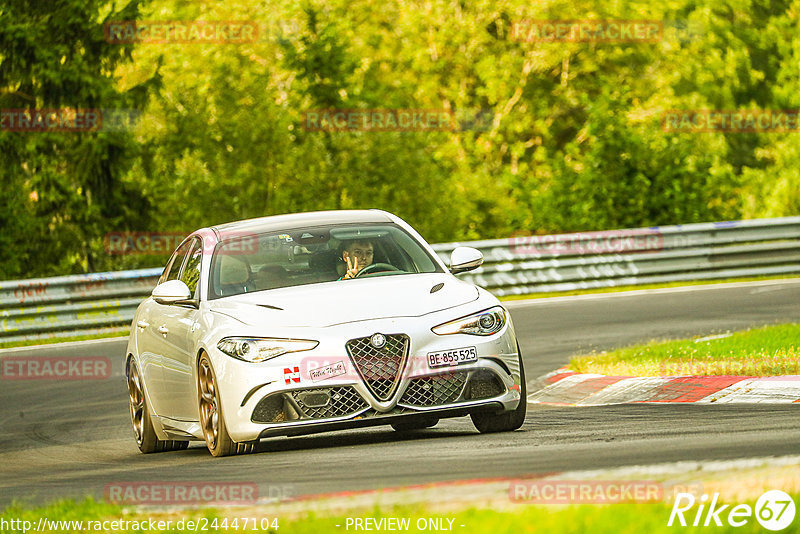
[343,256,358,279]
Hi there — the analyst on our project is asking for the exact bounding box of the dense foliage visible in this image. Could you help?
[2,0,799,278]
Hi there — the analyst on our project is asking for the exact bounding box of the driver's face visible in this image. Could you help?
[343,243,374,271]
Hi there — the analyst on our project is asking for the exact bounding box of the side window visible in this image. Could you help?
[162,240,192,283]
[180,239,203,299]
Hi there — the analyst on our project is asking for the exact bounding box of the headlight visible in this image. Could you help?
[432,306,507,336]
[216,337,319,362]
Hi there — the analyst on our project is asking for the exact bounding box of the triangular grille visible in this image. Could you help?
[345,334,409,401]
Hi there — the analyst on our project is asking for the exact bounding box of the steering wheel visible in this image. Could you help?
[354,262,403,278]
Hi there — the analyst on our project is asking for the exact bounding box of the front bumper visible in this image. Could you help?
[258,403,507,439]
[210,314,521,442]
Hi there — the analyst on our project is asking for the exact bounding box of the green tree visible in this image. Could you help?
[0,0,158,278]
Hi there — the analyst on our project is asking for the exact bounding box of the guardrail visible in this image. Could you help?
[432,217,800,296]
[2,217,799,343]
[0,269,162,344]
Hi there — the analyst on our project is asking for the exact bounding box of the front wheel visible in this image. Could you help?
[198,353,256,457]
[470,345,527,433]
[127,357,188,453]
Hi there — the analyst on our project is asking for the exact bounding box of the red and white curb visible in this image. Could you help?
[528,369,800,405]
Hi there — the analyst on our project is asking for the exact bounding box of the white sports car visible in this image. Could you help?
[125,210,526,456]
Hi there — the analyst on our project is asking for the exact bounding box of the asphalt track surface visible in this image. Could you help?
[1,280,799,508]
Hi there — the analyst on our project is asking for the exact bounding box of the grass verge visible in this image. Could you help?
[2,495,791,533]
[5,460,799,532]
[568,323,800,376]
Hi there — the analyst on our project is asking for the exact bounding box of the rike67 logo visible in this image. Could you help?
[668,490,795,531]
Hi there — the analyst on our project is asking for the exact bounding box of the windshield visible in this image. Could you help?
[208,223,444,299]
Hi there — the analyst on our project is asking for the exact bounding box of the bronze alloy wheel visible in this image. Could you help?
[198,357,220,450]
[127,361,145,446]
[126,357,188,453]
[197,353,256,456]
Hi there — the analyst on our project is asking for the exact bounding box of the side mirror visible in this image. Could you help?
[449,246,483,274]
[152,280,193,305]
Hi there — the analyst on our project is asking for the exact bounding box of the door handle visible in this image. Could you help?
[136,320,149,329]
[158,325,169,335]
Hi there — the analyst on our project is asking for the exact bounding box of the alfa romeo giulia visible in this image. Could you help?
[125,210,526,456]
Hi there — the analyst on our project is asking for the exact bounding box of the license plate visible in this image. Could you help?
[427,346,478,368]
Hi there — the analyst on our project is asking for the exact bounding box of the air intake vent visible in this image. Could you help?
[400,372,468,407]
[251,386,368,423]
[465,370,505,400]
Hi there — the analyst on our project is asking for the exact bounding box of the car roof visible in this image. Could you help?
[210,209,395,239]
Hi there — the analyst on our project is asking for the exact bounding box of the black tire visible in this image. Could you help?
[391,417,439,432]
[470,345,527,433]
[198,353,257,457]
[127,357,188,453]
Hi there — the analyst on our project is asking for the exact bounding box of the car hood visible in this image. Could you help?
[206,273,479,328]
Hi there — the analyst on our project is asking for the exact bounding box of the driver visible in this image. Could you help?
[340,239,374,279]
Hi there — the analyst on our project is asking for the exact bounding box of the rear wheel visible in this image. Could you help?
[127,357,188,453]
[391,416,439,432]
[470,346,527,433]
[198,353,256,457]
